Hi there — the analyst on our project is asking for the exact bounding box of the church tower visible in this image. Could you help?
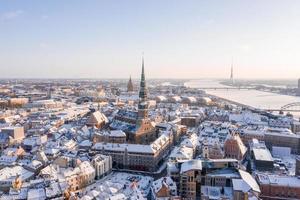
[137,56,148,120]
[127,76,134,92]
[47,84,52,99]
[110,56,156,144]
[133,56,156,144]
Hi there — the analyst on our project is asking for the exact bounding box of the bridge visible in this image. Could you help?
[263,102,300,112]
[197,87,255,90]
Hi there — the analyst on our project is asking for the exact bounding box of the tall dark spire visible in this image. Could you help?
[47,83,52,99]
[141,56,145,81]
[138,55,148,120]
[139,55,147,100]
[127,75,134,92]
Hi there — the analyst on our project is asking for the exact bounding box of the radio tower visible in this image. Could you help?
[230,59,234,85]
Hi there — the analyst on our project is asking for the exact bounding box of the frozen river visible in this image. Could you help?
[185,79,300,117]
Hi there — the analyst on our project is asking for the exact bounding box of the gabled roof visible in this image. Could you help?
[89,111,108,124]
[238,170,261,193]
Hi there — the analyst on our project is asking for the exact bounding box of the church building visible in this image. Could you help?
[110,57,157,144]
[127,76,134,92]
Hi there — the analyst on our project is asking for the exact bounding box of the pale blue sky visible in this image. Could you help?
[1,0,300,79]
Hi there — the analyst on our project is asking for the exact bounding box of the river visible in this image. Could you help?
[185,79,300,118]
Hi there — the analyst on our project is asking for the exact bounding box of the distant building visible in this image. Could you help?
[53,156,70,168]
[202,142,224,159]
[86,111,108,128]
[63,161,95,191]
[1,126,25,141]
[224,133,247,161]
[8,98,29,108]
[240,126,300,154]
[170,159,259,200]
[169,96,182,103]
[181,96,197,105]
[151,177,178,199]
[93,130,126,144]
[26,99,63,109]
[296,156,300,176]
[292,120,300,134]
[0,166,34,192]
[169,145,194,162]
[180,116,200,127]
[268,118,291,129]
[127,76,134,92]
[92,154,112,179]
[179,160,202,199]
[0,127,25,147]
[93,132,171,172]
[250,139,274,171]
[27,188,46,200]
[155,95,167,103]
[264,128,300,154]
[256,173,300,199]
[232,170,261,200]
[240,128,265,145]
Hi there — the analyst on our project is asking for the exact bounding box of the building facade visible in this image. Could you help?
[256,173,300,200]
[64,161,95,191]
[92,154,112,179]
[92,132,171,172]
[224,133,247,161]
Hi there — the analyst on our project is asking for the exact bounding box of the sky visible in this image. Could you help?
[1,0,300,79]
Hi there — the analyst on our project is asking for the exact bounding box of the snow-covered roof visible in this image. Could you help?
[0,166,34,182]
[169,146,193,161]
[238,170,261,193]
[253,148,273,162]
[233,179,251,192]
[81,172,153,200]
[93,133,170,154]
[99,130,126,137]
[180,160,202,174]
[90,111,109,123]
[152,176,176,195]
[27,188,46,200]
[256,173,300,188]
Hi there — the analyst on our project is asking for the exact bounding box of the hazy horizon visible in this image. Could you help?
[1,0,300,79]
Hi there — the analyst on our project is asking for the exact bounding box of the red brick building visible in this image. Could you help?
[224,133,247,161]
[256,173,300,200]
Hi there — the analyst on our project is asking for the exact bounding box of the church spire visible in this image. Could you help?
[138,55,148,120]
[141,56,145,81]
[139,55,147,100]
[127,75,134,92]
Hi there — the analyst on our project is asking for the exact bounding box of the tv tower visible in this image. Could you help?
[230,59,234,85]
